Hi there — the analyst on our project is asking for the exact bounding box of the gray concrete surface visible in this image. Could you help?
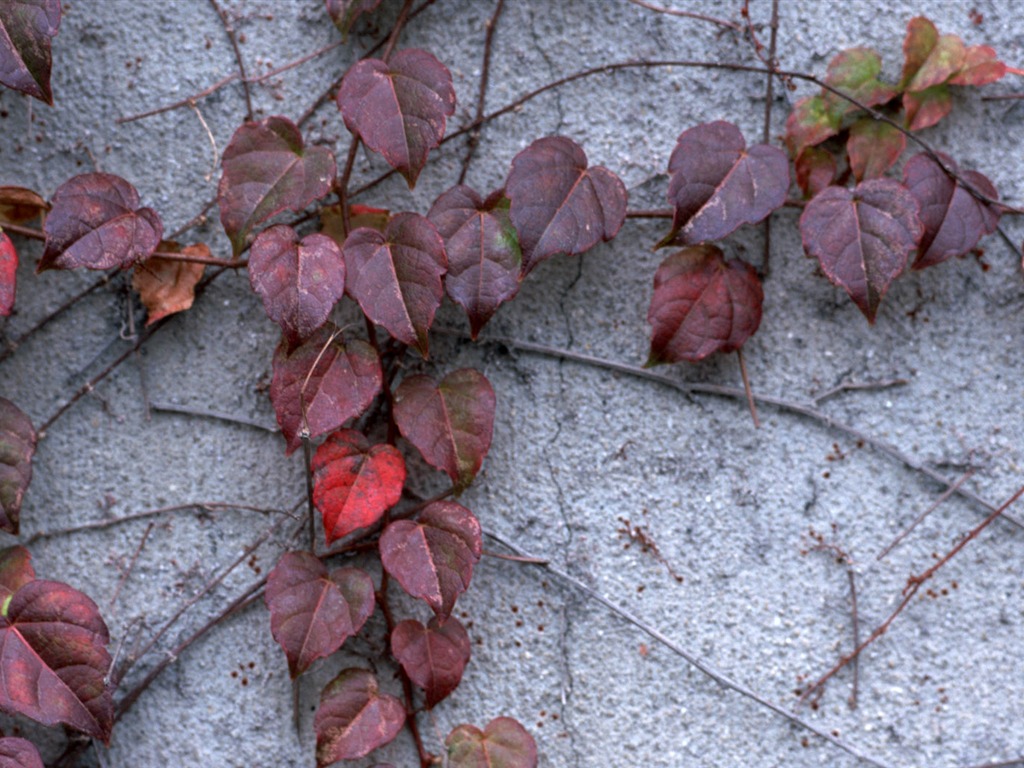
[1,1,1022,766]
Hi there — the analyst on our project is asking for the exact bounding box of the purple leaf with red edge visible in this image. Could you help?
[0,546,34,609]
[949,45,1006,86]
[343,212,446,357]
[249,225,346,345]
[446,717,538,768]
[428,186,522,338]
[393,369,494,492]
[903,85,952,131]
[800,180,922,323]
[794,147,836,198]
[265,551,375,678]
[0,738,43,768]
[646,244,763,366]
[337,48,455,188]
[218,116,336,255]
[325,0,381,40]
[312,429,406,544]
[900,17,965,92]
[902,152,1000,270]
[315,668,404,766]
[391,616,471,708]
[0,580,113,742]
[270,324,383,454]
[660,121,788,247]
[847,118,906,181]
[379,501,481,619]
[784,95,840,158]
[0,398,35,535]
[823,47,897,118]
[505,136,626,276]
[0,231,15,317]
[0,0,61,104]
[38,173,162,272]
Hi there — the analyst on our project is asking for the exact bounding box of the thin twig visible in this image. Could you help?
[189,102,220,182]
[457,0,504,185]
[625,0,740,31]
[381,0,416,62]
[736,348,760,428]
[811,377,909,406]
[151,249,245,268]
[207,0,253,121]
[149,401,278,433]
[108,522,154,612]
[117,74,236,124]
[875,470,975,561]
[759,0,780,274]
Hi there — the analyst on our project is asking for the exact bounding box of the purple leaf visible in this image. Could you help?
[0,737,43,768]
[315,668,404,766]
[0,398,36,535]
[784,95,841,158]
[0,0,61,104]
[505,136,627,276]
[391,616,471,707]
[794,147,836,199]
[446,717,538,768]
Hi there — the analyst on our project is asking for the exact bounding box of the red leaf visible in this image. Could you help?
[783,94,840,158]
[0,186,48,225]
[949,45,1006,86]
[325,0,381,40]
[0,398,36,536]
[0,580,113,742]
[800,180,922,323]
[902,152,1000,270]
[343,213,446,356]
[0,546,34,610]
[393,369,494,492]
[902,85,952,131]
[132,242,206,326]
[847,118,906,181]
[900,17,965,92]
[505,136,627,276]
[249,225,346,344]
[265,551,375,678]
[391,616,470,708]
[38,173,162,272]
[312,429,406,544]
[269,324,383,454]
[379,501,481,619]
[0,737,43,768]
[661,121,788,247]
[337,48,455,188]
[823,47,897,118]
[646,244,763,366]
[0,0,61,104]
[427,186,522,338]
[218,116,336,255]
[794,147,836,198]
[446,717,538,768]
[0,231,15,317]
[315,668,404,766]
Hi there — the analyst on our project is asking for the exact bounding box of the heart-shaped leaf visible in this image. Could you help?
[38,173,162,272]
[0,546,34,612]
[949,45,1006,86]
[315,668,404,766]
[265,551,375,678]
[325,0,381,40]
[505,136,627,276]
[393,368,494,492]
[249,225,346,344]
[783,95,841,158]
[312,429,406,544]
[0,0,61,104]
[337,48,455,188]
[428,186,522,338]
[903,85,952,131]
[446,717,538,768]
[794,147,836,198]
[902,152,1000,270]
[0,737,43,768]
[0,231,15,317]
[0,186,48,225]
[343,212,446,357]
[0,398,36,535]
[823,47,897,118]
[900,17,965,92]
[646,244,763,366]
[379,501,481,619]
[660,121,788,247]
[270,324,383,454]
[0,580,113,742]
[218,116,336,255]
[800,179,922,322]
[847,118,905,181]
[391,616,470,708]
[132,242,206,326]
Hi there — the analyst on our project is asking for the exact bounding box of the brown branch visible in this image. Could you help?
[625,0,740,31]
[875,470,975,561]
[0,221,45,240]
[457,0,504,185]
[151,249,245,268]
[736,347,760,428]
[108,522,154,612]
[207,0,253,121]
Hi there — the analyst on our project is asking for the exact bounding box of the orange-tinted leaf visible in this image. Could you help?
[337,48,455,188]
[903,152,1000,270]
[315,668,404,766]
[393,369,494,492]
[379,501,481,619]
[661,121,788,247]
[325,0,381,40]
[343,213,446,357]
[0,186,48,225]
[0,0,61,104]
[949,45,1006,86]
[0,231,15,317]
[38,173,162,272]
[0,737,43,768]
[900,17,965,92]
[320,203,390,248]
[505,136,626,276]
[269,324,382,454]
[218,116,336,255]
[132,242,206,326]
[847,118,906,181]
[0,546,34,612]
[903,85,952,131]
[646,244,762,366]
[800,180,922,322]
[312,429,406,544]
[0,398,35,535]
[0,580,113,742]
[446,717,538,768]
[391,616,470,708]
[249,225,345,344]
[784,94,840,158]
[823,47,897,118]
[265,551,375,678]
[794,147,836,198]
[428,186,521,338]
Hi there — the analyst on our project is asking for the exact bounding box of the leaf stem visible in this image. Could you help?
[457,0,504,185]
[735,348,760,428]
[206,0,253,121]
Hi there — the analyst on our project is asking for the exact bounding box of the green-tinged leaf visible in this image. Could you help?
[446,717,538,768]
[823,47,897,117]
[784,94,840,158]
[0,398,35,535]
[903,85,952,131]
